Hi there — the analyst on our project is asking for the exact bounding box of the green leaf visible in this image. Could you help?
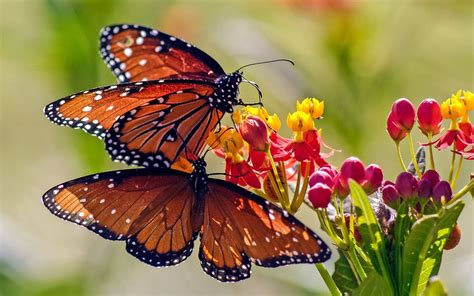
[392,201,411,293]
[332,250,372,293]
[353,271,393,296]
[402,201,464,296]
[349,181,394,292]
[421,277,447,296]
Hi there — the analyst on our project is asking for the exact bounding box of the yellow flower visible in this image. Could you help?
[206,127,245,163]
[296,98,324,119]
[233,106,282,131]
[440,95,466,121]
[287,111,314,142]
[267,114,281,131]
[457,90,473,124]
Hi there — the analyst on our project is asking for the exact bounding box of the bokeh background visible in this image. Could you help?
[1,0,473,295]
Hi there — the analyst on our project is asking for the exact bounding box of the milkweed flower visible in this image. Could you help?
[239,115,269,152]
[417,99,442,136]
[391,98,416,132]
[387,111,408,143]
[296,98,324,119]
[431,93,473,152]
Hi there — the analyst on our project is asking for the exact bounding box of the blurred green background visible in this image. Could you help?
[1,0,472,295]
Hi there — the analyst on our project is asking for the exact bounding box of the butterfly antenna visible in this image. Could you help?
[236,58,295,72]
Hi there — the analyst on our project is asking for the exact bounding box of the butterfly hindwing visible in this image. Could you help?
[42,169,200,267]
[100,24,225,83]
[200,179,332,282]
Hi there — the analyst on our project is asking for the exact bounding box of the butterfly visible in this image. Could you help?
[42,158,331,282]
[43,24,253,168]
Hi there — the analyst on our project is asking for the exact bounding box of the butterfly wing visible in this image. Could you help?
[200,179,331,282]
[42,169,201,267]
[44,79,220,142]
[100,24,225,83]
[105,87,223,168]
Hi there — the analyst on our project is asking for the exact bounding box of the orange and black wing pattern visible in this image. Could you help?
[100,24,225,83]
[42,169,200,267]
[200,179,331,282]
[105,83,223,168]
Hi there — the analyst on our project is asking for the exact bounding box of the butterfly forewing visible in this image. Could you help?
[200,179,332,282]
[105,88,223,168]
[100,24,225,83]
[42,169,200,266]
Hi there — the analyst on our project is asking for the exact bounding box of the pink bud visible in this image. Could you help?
[239,116,269,151]
[392,98,416,131]
[319,166,338,178]
[340,157,366,185]
[417,99,442,136]
[308,183,333,208]
[387,111,408,143]
[417,179,432,199]
[432,181,452,203]
[333,175,350,198]
[421,170,441,188]
[395,172,418,199]
[309,171,334,188]
[382,184,400,204]
[362,164,383,194]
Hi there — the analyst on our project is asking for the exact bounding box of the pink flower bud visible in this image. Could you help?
[382,184,400,204]
[417,179,432,199]
[333,175,350,198]
[392,98,416,131]
[340,157,366,185]
[417,99,442,136]
[309,171,334,188]
[319,166,338,178]
[421,170,441,188]
[432,181,452,203]
[239,115,269,152]
[387,111,408,143]
[308,183,333,208]
[395,172,418,199]
[362,164,383,194]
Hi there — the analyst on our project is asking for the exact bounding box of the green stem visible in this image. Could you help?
[407,132,421,177]
[290,162,310,213]
[451,157,463,188]
[293,163,302,202]
[448,179,474,205]
[448,143,457,183]
[315,263,342,296]
[396,143,407,172]
[345,247,367,282]
[427,132,436,170]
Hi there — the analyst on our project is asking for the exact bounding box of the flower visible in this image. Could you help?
[339,157,366,185]
[387,111,408,143]
[440,95,466,123]
[296,97,324,119]
[287,111,314,137]
[417,99,442,136]
[395,172,418,199]
[225,158,261,189]
[239,115,269,152]
[432,181,452,203]
[309,170,334,188]
[308,183,332,208]
[233,106,281,131]
[362,164,383,194]
[391,98,416,131]
[382,182,400,205]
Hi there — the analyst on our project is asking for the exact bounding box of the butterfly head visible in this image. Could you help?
[210,72,243,113]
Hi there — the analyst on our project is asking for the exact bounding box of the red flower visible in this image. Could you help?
[225,158,261,189]
[387,111,408,143]
[433,129,472,152]
[391,98,416,131]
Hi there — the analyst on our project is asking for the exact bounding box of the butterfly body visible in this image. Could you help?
[43,159,331,282]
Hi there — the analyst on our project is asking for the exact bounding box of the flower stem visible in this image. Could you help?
[315,263,342,296]
[451,156,463,188]
[448,179,474,205]
[407,132,421,177]
[293,163,302,201]
[290,162,310,213]
[427,132,436,170]
[396,143,407,172]
[448,143,457,183]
